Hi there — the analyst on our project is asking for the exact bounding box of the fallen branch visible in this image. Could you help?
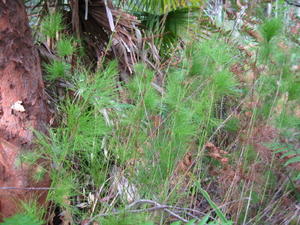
[0,187,54,190]
[86,199,192,224]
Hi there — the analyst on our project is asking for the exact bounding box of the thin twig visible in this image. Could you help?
[85,0,88,20]
[172,206,208,216]
[164,208,189,223]
[0,187,54,190]
[173,210,200,220]
[126,199,188,222]
[86,206,169,225]
[86,199,193,224]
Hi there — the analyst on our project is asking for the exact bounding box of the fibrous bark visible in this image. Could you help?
[0,0,49,220]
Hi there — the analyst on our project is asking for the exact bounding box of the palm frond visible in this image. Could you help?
[137,7,200,49]
[70,0,141,78]
[115,0,203,14]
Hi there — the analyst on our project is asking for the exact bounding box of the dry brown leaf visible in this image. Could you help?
[205,142,229,165]
[174,152,193,176]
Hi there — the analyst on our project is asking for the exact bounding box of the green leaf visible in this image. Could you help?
[295,173,300,181]
[186,219,196,225]
[195,181,230,223]
[274,148,289,154]
[197,215,210,225]
[284,156,300,166]
[280,151,298,159]
[170,221,181,225]
[142,222,155,225]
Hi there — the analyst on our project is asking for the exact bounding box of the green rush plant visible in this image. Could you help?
[44,60,70,81]
[1,213,43,225]
[112,38,240,201]
[35,36,240,221]
[56,36,75,57]
[41,12,75,81]
[24,22,245,222]
[1,200,45,225]
[258,18,282,62]
[41,12,63,38]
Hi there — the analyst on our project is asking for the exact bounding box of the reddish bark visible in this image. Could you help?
[0,0,49,220]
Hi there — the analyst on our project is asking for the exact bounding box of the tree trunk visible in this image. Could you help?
[0,0,49,220]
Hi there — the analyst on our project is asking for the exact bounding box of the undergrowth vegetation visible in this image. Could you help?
[6,1,300,225]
